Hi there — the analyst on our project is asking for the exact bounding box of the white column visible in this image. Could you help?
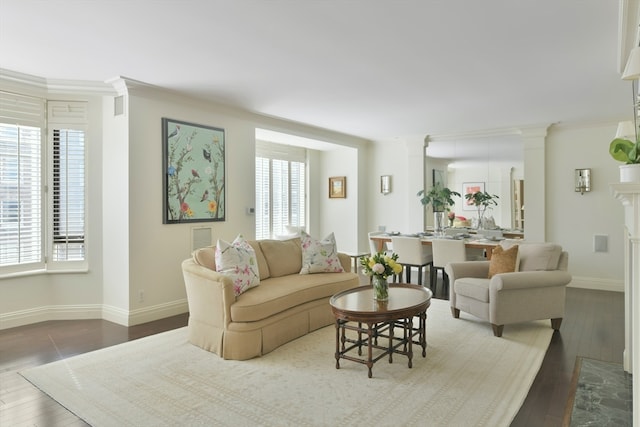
[404,136,427,232]
[521,126,549,242]
[610,183,640,427]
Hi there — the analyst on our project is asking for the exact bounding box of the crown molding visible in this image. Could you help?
[1,68,115,97]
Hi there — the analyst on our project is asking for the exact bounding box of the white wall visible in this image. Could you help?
[545,123,625,290]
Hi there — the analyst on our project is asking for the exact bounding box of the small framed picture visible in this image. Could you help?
[329,176,346,198]
[380,175,391,194]
[462,182,485,211]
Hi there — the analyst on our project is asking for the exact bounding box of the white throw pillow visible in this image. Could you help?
[215,235,260,296]
[299,231,345,274]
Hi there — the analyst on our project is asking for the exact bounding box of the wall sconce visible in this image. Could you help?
[575,168,591,195]
[380,175,391,194]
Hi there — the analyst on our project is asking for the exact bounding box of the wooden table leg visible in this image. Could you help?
[407,317,414,368]
[335,319,341,369]
[367,323,374,378]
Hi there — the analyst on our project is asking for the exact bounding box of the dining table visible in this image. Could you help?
[370,233,503,260]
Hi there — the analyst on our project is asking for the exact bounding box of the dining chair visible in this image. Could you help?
[431,239,466,293]
[391,236,433,286]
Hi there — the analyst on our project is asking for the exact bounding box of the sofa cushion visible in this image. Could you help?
[299,231,345,274]
[230,272,358,322]
[215,235,260,296]
[259,238,302,278]
[518,243,562,271]
[488,245,519,278]
[454,278,490,303]
[247,240,270,280]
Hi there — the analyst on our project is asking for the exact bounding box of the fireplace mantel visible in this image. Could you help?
[610,182,639,426]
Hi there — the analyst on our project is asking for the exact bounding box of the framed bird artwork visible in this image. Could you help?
[162,118,225,224]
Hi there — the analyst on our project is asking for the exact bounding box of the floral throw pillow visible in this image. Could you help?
[299,231,345,274]
[215,235,260,296]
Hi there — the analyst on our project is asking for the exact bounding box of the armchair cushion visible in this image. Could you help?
[517,243,562,271]
[454,277,490,302]
[488,245,519,278]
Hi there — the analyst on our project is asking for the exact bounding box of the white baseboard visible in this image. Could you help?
[0,304,103,330]
[0,300,189,330]
[128,299,189,326]
[568,276,624,292]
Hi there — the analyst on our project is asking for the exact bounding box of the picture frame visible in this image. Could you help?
[380,175,391,194]
[462,182,485,211]
[162,118,226,224]
[329,176,346,198]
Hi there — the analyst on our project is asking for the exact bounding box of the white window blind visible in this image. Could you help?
[255,141,306,240]
[51,128,85,261]
[0,92,45,270]
[48,101,87,266]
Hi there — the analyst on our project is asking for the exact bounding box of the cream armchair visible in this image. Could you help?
[445,243,571,337]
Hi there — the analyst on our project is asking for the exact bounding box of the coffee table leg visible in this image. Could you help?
[335,319,341,369]
[420,311,427,357]
[407,317,414,368]
[367,323,374,378]
[388,321,394,363]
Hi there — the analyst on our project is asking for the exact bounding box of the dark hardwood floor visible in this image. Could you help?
[0,277,624,427]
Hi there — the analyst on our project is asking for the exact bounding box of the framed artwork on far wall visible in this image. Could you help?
[162,118,226,224]
[329,176,346,198]
[462,182,484,211]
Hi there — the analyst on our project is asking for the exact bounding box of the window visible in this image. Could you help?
[255,141,306,240]
[0,92,86,274]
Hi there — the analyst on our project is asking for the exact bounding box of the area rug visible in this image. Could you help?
[20,299,552,427]
[563,357,633,426]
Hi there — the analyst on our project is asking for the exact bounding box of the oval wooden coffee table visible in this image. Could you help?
[330,284,432,378]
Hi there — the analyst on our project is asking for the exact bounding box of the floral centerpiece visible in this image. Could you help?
[360,252,403,301]
[447,211,456,227]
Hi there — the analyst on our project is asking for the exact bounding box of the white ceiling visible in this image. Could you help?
[0,0,634,148]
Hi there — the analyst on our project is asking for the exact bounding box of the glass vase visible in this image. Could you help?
[372,275,389,301]
[434,211,446,235]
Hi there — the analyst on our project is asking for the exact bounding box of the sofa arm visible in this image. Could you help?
[490,270,573,292]
[181,259,236,327]
[446,261,490,282]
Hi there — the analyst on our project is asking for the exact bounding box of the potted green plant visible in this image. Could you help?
[610,134,640,182]
[464,191,499,229]
[417,183,460,233]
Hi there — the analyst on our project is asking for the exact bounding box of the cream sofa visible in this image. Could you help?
[446,242,571,337]
[182,237,360,360]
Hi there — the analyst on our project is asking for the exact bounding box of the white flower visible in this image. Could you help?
[372,263,385,274]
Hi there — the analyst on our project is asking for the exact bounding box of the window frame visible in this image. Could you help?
[0,94,88,277]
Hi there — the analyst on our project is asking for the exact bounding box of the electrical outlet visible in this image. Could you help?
[138,290,144,303]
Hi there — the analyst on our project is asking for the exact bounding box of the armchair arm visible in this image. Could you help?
[490,270,573,292]
[446,261,490,282]
[181,259,236,327]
